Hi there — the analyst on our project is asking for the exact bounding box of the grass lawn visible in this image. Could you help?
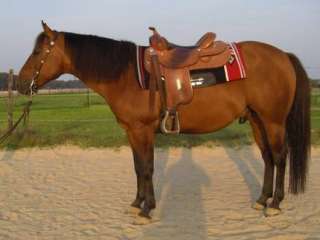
[0,91,319,149]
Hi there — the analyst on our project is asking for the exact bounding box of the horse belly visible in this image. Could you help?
[178,83,246,134]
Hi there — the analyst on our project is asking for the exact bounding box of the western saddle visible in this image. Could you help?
[144,27,232,134]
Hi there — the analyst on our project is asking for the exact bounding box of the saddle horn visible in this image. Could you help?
[148,27,169,51]
[149,26,156,32]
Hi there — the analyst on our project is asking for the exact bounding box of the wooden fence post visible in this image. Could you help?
[7,69,14,129]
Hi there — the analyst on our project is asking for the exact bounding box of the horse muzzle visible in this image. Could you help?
[17,79,38,95]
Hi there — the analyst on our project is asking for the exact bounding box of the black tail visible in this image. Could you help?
[286,53,311,194]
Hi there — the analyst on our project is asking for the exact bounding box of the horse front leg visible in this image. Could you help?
[130,148,146,209]
[127,126,156,218]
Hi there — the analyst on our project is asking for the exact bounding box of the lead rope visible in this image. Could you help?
[0,56,37,144]
[0,73,35,144]
[0,99,32,144]
[0,87,34,144]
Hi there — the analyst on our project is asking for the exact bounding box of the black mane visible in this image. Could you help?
[63,32,136,81]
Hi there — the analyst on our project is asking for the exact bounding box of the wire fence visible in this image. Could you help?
[1,85,319,111]
[312,88,320,106]
[0,70,112,128]
[0,90,105,109]
[1,70,320,128]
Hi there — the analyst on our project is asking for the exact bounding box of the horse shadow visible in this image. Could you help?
[142,148,211,240]
[158,126,263,203]
[141,127,264,239]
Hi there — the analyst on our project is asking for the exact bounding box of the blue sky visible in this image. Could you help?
[1,0,319,78]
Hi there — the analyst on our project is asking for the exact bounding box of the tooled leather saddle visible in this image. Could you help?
[144,27,232,134]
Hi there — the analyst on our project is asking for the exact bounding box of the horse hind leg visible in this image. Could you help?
[249,111,288,216]
[263,122,287,217]
[248,110,275,210]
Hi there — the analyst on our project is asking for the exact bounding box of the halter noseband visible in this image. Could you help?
[29,33,58,96]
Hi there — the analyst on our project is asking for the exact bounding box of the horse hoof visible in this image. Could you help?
[132,212,159,225]
[252,202,265,211]
[132,215,152,225]
[125,206,141,215]
[138,210,151,219]
[264,207,281,217]
[133,212,152,225]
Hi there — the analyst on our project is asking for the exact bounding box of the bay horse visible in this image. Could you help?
[18,22,310,219]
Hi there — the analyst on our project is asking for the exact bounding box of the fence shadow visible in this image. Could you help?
[0,148,16,162]
[220,127,263,202]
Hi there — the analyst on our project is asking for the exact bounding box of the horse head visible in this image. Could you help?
[18,21,68,95]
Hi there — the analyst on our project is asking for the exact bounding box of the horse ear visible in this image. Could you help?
[41,20,54,39]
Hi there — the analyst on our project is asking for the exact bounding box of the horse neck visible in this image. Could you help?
[67,62,128,104]
[62,32,138,105]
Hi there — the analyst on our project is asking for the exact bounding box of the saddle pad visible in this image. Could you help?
[136,42,246,90]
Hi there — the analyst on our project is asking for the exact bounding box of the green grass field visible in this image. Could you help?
[0,90,319,149]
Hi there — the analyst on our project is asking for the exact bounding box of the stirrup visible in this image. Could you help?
[160,110,180,134]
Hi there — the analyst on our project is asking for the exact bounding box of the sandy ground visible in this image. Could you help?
[0,146,319,240]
